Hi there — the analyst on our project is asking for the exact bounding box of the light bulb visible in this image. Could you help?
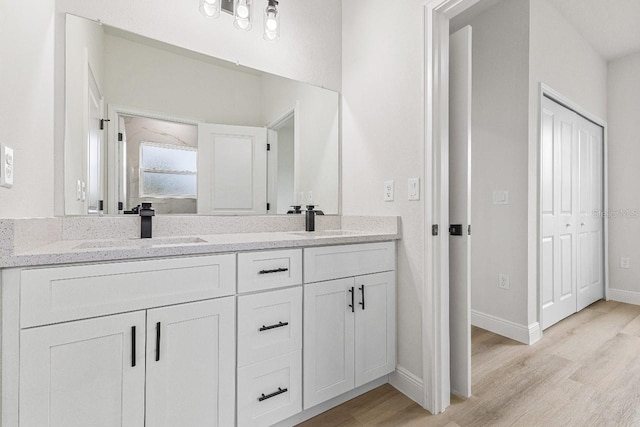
[234,0,252,31]
[236,18,249,29]
[263,0,280,41]
[266,16,278,31]
[200,0,220,18]
[237,4,249,18]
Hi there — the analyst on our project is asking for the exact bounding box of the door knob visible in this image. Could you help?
[565,224,571,228]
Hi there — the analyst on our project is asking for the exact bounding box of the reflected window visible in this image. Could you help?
[139,142,197,197]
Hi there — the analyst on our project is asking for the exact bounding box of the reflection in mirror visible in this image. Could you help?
[63,14,339,216]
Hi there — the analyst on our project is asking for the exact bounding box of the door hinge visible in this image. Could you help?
[267,143,271,151]
[100,118,110,130]
[468,224,472,235]
[432,224,439,236]
[267,202,271,211]
[118,201,124,211]
[118,132,123,142]
[449,224,463,236]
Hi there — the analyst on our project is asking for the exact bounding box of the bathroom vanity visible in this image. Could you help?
[0,221,398,427]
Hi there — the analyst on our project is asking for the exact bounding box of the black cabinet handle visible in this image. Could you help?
[258,267,289,275]
[258,387,288,402]
[359,285,365,310]
[348,287,354,312]
[155,322,161,362]
[259,321,289,332]
[131,326,136,367]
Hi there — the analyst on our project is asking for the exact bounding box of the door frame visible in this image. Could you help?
[106,105,200,214]
[423,0,481,414]
[266,105,299,213]
[537,83,609,329]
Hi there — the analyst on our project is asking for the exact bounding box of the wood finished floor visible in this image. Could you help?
[299,300,640,427]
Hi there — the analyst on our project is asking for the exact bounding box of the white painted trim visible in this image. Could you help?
[537,83,609,330]
[389,366,425,407]
[608,289,640,306]
[423,0,479,415]
[1,269,21,427]
[471,310,541,345]
[273,376,388,427]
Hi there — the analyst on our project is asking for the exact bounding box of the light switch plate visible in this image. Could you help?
[0,144,14,189]
[384,181,394,202]
[621,257,630,269]
[408,178,420,201]
[493,190,509,205]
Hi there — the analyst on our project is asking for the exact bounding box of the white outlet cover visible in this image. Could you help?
[493,190,509,205]
[0,144,14,189]
[621,257,631,269]
[408,178,420,201]
[384,181,394,202]
[498,274,510,289]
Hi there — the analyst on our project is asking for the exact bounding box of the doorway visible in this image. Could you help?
[267,108,297,214]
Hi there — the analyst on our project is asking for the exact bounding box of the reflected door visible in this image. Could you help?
[198,124,268,215]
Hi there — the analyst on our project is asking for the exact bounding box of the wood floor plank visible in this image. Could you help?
[298,302,640,427]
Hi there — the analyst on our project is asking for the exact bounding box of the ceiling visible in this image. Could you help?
[452,0,640,62]
[546,0,640,61]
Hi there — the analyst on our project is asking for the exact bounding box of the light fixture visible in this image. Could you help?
[199,0,221,18]
[234,0,252,31]
[263,0,280,41]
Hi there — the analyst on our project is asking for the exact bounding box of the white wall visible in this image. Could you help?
[453,0,531,327]
[607,52,640,298]
[103,34,263,126]
[261,74,340,214]
[0,1,55,218]
[0,0,341,218]
[342,0,426,379]
[528,0,608,324]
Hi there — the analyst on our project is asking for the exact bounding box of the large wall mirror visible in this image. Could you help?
[63,14,339,216]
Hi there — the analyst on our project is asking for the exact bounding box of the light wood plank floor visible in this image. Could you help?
[299,300,640,427]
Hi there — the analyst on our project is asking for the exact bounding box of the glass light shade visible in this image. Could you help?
[263,1,280,41]
[234,0,252,31]
[200,0,220,18]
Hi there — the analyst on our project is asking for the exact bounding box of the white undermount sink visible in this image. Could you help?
[288,230,361,237]
[74,236,207,250]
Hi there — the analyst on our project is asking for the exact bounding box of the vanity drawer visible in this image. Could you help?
[237,351,302,427]
[20,254,236,328]
[303,241,396,283]
[238,249,302,293]
[237,286,302,367]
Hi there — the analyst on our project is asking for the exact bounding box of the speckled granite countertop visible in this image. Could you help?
[0,216,400,268]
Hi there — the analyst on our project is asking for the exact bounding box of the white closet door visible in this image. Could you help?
[197,123,267,215]
[541,96,604,329]
[541,97,578,329]
[577,119,605,310]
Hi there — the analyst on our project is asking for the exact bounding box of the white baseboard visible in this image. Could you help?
[471,310,540,345]
[273,376,388,427]
[608,288,640,306]
[389,365,424,407]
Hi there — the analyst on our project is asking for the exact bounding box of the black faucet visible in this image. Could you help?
[305,205,324,232]
[140,202,155,239]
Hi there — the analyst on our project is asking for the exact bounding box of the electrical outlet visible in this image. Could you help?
[76,180,82,201]
[499,274,510,289]
[493,190,509,205]
[384,181,394,202]
[408,178,420,201]
[0,144,14,189]
[81,181,86,201]
[307,191,313,204]
[621,257,631,269]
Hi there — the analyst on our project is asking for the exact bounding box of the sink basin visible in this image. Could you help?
[74,237,207,250]
[288,230,360,237]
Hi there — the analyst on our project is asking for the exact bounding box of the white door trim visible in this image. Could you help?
[537,83,609,329]
[423,0,480,415]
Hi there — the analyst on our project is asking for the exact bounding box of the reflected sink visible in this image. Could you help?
[74,237,207,250]
[288,230,361,237]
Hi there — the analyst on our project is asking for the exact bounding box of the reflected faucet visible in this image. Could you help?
[140,203,155,239]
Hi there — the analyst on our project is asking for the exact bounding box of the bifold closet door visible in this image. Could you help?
[541,96,604,330]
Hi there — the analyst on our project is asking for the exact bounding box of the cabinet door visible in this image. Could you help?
[303,277,355,409]
[355,271,396,387]
[145,297,235,427]
[19,311,146,427]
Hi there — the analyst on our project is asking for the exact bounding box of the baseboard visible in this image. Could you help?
[471,310,540,345]
[608,288,640,306]
[389,365,424,406]
[273,376,388,426]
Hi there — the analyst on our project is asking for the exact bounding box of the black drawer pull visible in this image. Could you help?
[259,321,289,332]
[359,285,365,310]
[131,326,136,367]
[155,322,161,362]
[258,267,289,275]
[348,287,354,312]
[258,387,288,402]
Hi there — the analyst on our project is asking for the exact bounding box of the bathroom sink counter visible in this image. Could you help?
[0,229,400,268]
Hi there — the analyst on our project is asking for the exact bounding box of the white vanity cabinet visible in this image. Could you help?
[303,242,396,410]
[16,254,237,427]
